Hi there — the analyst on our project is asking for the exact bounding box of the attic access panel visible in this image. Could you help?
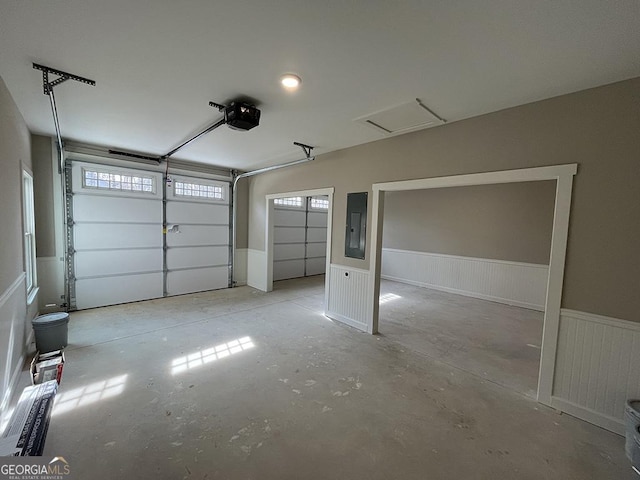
[354,100,445,136]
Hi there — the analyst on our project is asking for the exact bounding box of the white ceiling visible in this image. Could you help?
[1,1,639,171]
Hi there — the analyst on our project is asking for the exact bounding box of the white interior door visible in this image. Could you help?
[165,175,230,296]
[71,162,164,309]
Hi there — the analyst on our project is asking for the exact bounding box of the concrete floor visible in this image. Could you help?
[378,279,543,398]
[19,276,634,478]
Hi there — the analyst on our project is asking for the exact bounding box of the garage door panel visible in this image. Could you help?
[167,246,228,269]
[164,175,231,297]
[306,242,327,258]
[74,223,161,250]
[274,227,305,243]
[273,260,305,281]
[274,243,305,261]
[75,249,162,278]
[306,257,326,276]
[307,211,328,227]
[167,267,228,296]
[272,196,328,281]
[274,209,306,226]
[307,227,327,242]
[75,273,164,310]
[73,195,161,223]
[166,202,228,225]
[166,225,228,247]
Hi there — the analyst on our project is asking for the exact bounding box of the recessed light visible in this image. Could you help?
[281,74,301,90]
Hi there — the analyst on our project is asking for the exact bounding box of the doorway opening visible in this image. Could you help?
[265,188,334,312]
[378,181,555,397]
[368,164,577,404]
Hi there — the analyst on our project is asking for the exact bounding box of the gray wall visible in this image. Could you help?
[0,75,35,410]
[382,181,555,265]
[235,177,249,249]
[248,77,640,323]
[31,135,56,258]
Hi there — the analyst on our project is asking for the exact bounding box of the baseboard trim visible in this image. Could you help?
[550,396,624,436]
[325,310,368,333]
[381,274,544,311]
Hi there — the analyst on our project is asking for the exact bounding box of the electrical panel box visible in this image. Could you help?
[345,192,367,259]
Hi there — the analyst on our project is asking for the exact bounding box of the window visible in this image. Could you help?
[23,171,37,296]
[83,168,155,193]
[274,196,304,208]
[174,181,224,200]
[310,197,329,210]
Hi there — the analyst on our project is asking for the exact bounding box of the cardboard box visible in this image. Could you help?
[0,380,58,456]
[30,350,65,385]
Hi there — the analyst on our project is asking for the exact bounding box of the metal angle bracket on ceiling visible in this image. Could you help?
[33,63,96,173]
[294,141,314,160]
[33,63,96,95]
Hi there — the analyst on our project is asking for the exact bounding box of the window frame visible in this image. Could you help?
[22,169,37,297]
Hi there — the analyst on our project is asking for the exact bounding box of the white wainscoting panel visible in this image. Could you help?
[36,256,64,313]
[326,264,370,332]
[381,248,548,311]
[0,274,28,418]
[234,248,248,286]
[247,249,267,292]
[551,309,640,435]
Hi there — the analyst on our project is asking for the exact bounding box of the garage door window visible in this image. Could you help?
[174,181,224,201]
[310,197,329,210]
[274,196,304,208]
[83,168,155,193]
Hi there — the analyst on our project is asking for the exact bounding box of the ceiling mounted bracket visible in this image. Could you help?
[209,101,226,112]
[293,142,314,160]
[33,63,96,173]
[33,63,96,95]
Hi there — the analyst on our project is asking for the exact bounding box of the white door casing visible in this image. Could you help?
[264,188,334,310]
[368,164,578,405]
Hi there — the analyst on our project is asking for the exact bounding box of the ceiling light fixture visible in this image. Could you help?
[280,73,301,90]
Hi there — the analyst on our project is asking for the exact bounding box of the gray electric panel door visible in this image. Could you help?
[273,196,328,281]
[71,161,164,310]
[165,175,230,296]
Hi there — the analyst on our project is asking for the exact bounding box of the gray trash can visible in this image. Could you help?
[625,400,640,470]
[32,312,69,353]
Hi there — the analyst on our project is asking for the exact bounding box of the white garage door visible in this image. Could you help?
[69,162,231,310]
[273,196,328,281]
[71,162,164,310]
[165,175,230,296]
